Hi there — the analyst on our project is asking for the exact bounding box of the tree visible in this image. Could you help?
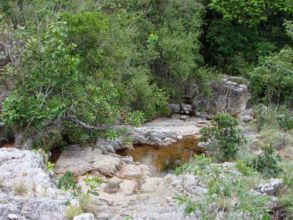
[1,21,121,132]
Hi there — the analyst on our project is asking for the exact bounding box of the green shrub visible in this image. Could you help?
[236,160,255,177]
[250,145,283,178]
[255,105,293,131]
[125,111,146,127]
[57,171,77,191]
[250,47,293,105]
[200,113,246,161]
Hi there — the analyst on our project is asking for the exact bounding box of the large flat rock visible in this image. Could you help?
[129,116,209,146]
[54,145,122,177]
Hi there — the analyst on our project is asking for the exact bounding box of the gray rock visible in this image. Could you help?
[254,178,283,196]
[239,108,254,122]
[73,213,95,220]
[191,75,250,116]
[168,104,193,115]
[0,196,67,220]
[96,138,126,152]
[0,148,71,220]
[168,104,180,114]
[54,145,121,177]
[180,104,193,115]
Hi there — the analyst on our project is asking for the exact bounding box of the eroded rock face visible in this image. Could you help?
[191,75,250,116]
[54,145,121,177]
[0,148,70,220]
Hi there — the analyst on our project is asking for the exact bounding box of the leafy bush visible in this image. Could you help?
[125,111,146,127]
[200,113,246,161]
[277,110,293,132]
[250,47,293,105]
[57,171,77,191]
[250,145,283,178]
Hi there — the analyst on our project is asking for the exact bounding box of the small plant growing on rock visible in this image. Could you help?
[13,182,28,195]
[200,113,246,161]
[57,171,77,191]
[47,162,55,172]
[83,175,101,196]
[66,204,83,220]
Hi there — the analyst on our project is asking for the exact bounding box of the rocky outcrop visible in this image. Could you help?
[129,116,209,146]
[191,75,250,116]
[85,174,203,220]
[0,148,71,220]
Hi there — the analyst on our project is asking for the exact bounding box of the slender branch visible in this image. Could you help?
[66,115,112,131]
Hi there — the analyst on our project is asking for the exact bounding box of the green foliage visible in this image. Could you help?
[277,110,293,132]
[100,0,205,98]
[205,20,277,75]
[176,158,269,219]
[250,145,283,178]
[1,21,79,128]
[175,154,213,176]
[209,0,292,27]
[236,160,255,177]
[126,73,170,120]
[83,175,101,196]
[57,171,77,191]
[250,47,293,105]
[280,188,293,219]
[204,0,292,75]
[255,105,293,132]
[47,162,55,172]
[66,204,83,220]
[200,113,246,161]
[125,111,145,127]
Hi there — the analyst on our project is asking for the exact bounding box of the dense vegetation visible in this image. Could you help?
[0,1,292,219]
[0,0,292,140]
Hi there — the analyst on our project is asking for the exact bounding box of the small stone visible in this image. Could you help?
[165,196,173,204]
[8,214,18,220]
[103,182,121,194]
[73,213,95,220]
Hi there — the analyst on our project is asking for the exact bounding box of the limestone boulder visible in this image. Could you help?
[191,75,250,116]
[54,145,121,177]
